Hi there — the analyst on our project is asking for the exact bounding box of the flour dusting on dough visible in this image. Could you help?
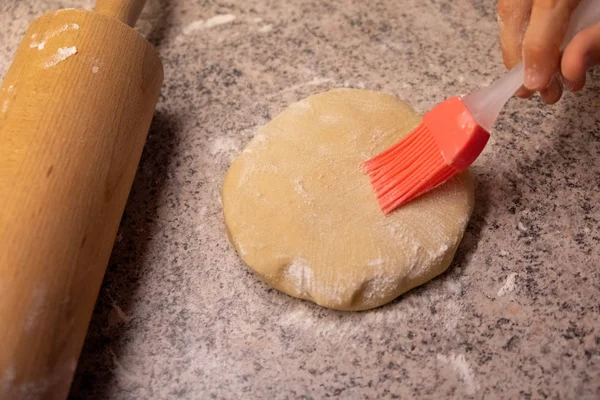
[430,243,450,262]
[236,241,247,256]
[367,258,384,267]
[293,177,312,203]
[243,133,268,154]
[285,259,313,296]
[222,89,474,310]
[361,272,398,300]
[289,99,312,111]
[319,114,343,124]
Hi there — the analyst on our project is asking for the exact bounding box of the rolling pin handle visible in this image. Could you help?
[94,0,147,27]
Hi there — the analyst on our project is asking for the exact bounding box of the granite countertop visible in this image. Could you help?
[2,0,600,398]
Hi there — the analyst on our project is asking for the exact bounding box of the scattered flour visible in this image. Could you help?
[267,77,333,98]
[183,14,236,34]
[258,24,273,33]
[92,65,99,73]
[203,14,236,28]
[112,303,130,322]
[44,46,77,69]
[497,273,517,297]
[210,136,241,158]
[437,353,478,396]
[442,300,463,331]
[110,351,147,387]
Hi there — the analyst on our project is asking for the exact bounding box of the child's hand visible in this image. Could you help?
[497,0,600,104]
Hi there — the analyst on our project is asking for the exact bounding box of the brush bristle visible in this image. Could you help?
[362,123,458,214]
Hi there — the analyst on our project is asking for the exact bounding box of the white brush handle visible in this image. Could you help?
[463,0,600,131]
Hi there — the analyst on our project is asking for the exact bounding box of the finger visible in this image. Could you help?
[522,0,581,91]
[565,74,586,92]
[516,86,535,98]
[497,0,533,69]
[539,74,564,104]
[497,0,535,99]
[562,23,600,91]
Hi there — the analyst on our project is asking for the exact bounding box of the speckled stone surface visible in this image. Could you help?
[2,0,600,398]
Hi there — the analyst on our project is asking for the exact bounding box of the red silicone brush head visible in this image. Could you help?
[362,97,490,214]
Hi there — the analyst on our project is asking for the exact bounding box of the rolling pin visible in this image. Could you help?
[0,0,163,398]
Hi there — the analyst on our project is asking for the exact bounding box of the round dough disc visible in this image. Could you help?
[223,89,474,311]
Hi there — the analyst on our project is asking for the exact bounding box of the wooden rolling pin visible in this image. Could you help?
[0,0,163,398]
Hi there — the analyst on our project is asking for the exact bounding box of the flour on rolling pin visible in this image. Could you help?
[30,23,79,50]
[0,85,16,114]
[44,46,78,69]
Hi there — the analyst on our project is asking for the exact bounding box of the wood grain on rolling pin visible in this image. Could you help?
[0,7,162,399]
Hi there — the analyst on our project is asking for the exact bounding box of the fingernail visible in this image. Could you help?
[524,68,543,90]
[565,77,584,92]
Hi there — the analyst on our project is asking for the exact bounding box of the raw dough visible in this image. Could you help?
[222,89,474,311]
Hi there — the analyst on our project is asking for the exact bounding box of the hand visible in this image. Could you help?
[497,0,600,104]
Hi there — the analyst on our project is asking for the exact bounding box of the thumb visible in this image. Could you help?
[562,23,600,92]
